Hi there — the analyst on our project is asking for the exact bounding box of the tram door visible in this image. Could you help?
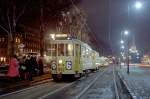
[74,44,81,73]
[57,43,65,74]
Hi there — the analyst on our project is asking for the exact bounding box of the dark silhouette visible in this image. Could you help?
[38,57,44,75]
[25,56,34,81]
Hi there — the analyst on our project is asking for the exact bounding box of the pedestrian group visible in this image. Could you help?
[7,55,44,81]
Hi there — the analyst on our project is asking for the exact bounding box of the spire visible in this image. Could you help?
[129,34,137,53]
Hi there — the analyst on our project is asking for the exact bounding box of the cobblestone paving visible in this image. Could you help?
[119,66,150,99]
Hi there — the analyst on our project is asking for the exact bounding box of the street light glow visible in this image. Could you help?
[121,45,125,49]
[124,30,129,35]
[121,40,124,44]
[135,1,142,9]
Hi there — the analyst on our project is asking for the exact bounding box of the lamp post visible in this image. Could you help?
[124,1,142,74]
[120,30,130,73]
[124,30,130,74]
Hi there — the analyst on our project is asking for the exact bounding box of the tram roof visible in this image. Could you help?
[50,39,92,49]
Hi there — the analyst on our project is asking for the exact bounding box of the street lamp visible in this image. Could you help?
[125,1,142,74]
[124,30,130,74]
[120,40,124,44]
[135,1,143,9]
[121,45,125,49]
[124,30,129,36]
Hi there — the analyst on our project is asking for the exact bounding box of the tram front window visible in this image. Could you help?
[51,44,57,56]
[66,44,73,56]
[58,44,64,56]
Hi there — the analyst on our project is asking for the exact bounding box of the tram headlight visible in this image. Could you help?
[51,64,56,70]
[51,61,57,70]
[59,59,63,64]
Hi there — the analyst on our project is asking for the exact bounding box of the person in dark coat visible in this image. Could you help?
[25,56,34,81]
[31,56,38,76]
[38,57,44,75]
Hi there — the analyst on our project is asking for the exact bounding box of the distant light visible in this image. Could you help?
[121,45,125,49]
[120,40,124,44]
[56,34,67,38]
[67,37,70,40]
[135,1,142,9]
[124,30,129,35]
[50,34,55,40]
[137,53,140,56]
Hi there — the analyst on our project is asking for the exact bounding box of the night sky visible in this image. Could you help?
[0,0,150,55]
[79,0,150,55]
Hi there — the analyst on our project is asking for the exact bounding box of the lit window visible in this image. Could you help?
[66,44,73,56]
[16,38,18,43]
[18,38,20,43]
[58,44,64,56]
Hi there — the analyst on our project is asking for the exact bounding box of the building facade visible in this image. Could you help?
[0,26,42,64]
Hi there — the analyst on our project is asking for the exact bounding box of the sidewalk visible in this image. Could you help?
[0,73,51,95]
[118,66,150,99]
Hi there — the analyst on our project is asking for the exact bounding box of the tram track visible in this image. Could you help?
[75,65,122,99]
[75,67,108,99]
[0,80,73,99]
[113,65,120,99]
[113,65,133,99]
[0,68,105,99]
[0,67,109,99]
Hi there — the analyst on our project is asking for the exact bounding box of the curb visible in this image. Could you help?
[0,74,51,95]
[117,72,137,99]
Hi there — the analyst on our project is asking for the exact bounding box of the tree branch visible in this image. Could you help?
[16,0,30,23]
[0,24,10,34]
[7,8,12,40]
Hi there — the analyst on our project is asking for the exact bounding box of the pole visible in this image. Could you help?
[127,2,130,74]
[40,0,44,57]
[127,37,130,74]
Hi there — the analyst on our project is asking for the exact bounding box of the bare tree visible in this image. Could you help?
[0,0,30,58]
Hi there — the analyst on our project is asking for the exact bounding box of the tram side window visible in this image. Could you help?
[66,44,73,56]
[75,44,80,56]
[58,44,64,56]
[51,44,57,56]
[81,46,86,57]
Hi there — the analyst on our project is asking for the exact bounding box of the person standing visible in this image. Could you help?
[38,57,44,75]
[25,56,33,81]
[31,56,38,76]
[7,55,20,81]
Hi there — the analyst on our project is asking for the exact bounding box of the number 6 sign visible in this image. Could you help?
[66,61,72,70]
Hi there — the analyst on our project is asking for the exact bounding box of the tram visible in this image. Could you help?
[47,36,100,80]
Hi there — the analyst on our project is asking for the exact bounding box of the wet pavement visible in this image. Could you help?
[0,73,51,95]
[79,66,115,99]
[119,65,150,99]
[0,68,106,99]
[0,66,135,99]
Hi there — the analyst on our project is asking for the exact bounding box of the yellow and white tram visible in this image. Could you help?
[47,38,100,80]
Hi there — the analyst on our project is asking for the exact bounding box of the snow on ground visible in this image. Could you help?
[119,66,150,99]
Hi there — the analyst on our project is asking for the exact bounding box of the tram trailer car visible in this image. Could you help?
[48,39,99,80]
